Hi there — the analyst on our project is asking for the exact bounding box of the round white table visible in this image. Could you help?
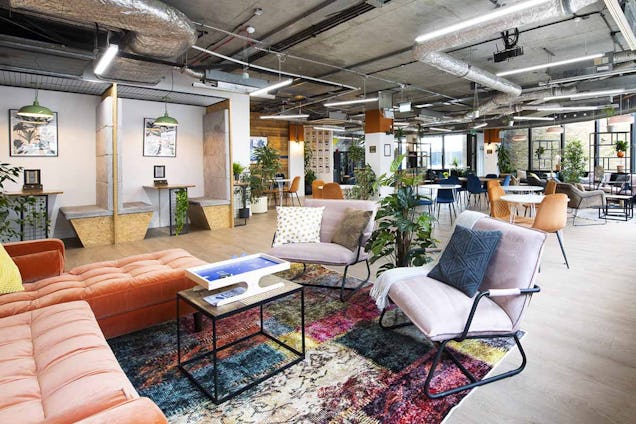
[272,178,292,205]
[418,184,462,200]
[502,185,544,193]
[501,194,544,223]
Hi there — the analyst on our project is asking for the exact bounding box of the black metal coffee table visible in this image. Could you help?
[176,275,305,404]
[601,194,634,221]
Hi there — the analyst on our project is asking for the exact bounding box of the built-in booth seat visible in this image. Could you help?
[188,197,231,230]
[60,202,154,247]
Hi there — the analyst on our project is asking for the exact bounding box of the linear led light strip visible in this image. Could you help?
[94,44,118,75]
[496,53,603,77]
[512,116,555,121]
[313,126,346,131]
[544,88,625,101]
[415,0,551,43]
[533,105,607,111]
[538,67,636,86]
[324,98,378,107]
[250,79,293,97]
[472,122,488,129]
[604,0,636,50]
[260,114,309,120]
[428,127,452,132]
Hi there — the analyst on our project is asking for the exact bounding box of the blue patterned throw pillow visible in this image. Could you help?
[428,225,502,297]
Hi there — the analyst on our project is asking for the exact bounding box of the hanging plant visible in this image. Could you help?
[174,188,189,235]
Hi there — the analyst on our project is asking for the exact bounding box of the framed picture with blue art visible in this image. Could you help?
[250,136,267,162]
[144,118,177,157]
[9,109,58,157]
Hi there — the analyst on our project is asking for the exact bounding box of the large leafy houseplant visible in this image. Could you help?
[366,155,437,275]
[174,188,189,235]
[347,164,377,200]
[304,147,316,194]
[249,145,280,201]
[496,143,514,174]
[560,139,586,183]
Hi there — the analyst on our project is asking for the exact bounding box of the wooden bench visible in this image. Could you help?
[188,197,231,230]
[60,202,154,246]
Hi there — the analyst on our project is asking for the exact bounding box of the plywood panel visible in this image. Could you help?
[250,112,289,174]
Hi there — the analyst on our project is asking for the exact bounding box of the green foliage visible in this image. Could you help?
[250,145,280,200]
[0,163,49,242]
[232,162,245,176]
[174,188,189,236]
[304,146,316,186]
[535,145,545,159]
[348,140,365,167]
[450,157,459,168]
[347,165,377,200]
[615,140,628,153]
[496,143,514,174]
[366,155,438,275]
[561,140,586,184]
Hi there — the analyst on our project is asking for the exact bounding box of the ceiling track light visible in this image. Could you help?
[249,79,293,97]
[94,44,119,75]
[260,114,309,120]
[512,116,555,121]
[414,0,550,43]
[544,88,625,101]
[496,53,603,77]
[324,97,378,107]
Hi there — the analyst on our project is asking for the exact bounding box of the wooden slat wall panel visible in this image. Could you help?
[250,113,289,175]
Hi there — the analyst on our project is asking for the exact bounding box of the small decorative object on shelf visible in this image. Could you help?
[615,140,628,158]
[23,169,42,191]
[153,165,167,186]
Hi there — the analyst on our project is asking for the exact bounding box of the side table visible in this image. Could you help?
[601,194,634,221]
[176,275,305,404]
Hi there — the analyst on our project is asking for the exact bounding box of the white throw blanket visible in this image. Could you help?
[370,210,487,310]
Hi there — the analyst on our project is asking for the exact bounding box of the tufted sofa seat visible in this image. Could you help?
[0,301,167,423]
[1,239,205,338]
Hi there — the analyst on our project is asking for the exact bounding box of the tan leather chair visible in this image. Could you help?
[487,184,532,224]
[312,179,325,199]
[322,182,344,199]
[283,176,301,206]
[544,179,557,195]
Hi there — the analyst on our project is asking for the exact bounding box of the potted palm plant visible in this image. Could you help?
[250,145,280,213]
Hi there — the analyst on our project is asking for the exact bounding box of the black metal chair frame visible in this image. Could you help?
[379,285,540,398]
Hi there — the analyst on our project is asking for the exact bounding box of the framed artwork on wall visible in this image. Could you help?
[154,165,165,179]
[384,144,391,156]
[250,136,268,162]
[24,169,41,185]
[9,110,58,157]
[144,118,177,157]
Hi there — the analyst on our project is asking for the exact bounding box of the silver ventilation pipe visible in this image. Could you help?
[9,0,197,84]
[413,0,600,95]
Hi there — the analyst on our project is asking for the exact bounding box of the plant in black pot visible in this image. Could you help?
[366,155,437,275]
[250,145,280,213]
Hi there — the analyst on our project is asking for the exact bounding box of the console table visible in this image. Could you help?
[143,184,194,236]
[5,189,63,240]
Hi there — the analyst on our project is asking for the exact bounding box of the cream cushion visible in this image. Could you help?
[272,206,325,247]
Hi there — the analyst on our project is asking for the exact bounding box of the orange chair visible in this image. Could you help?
[283,176,301,206]
[312,179,325,199]
[529,193,569,268]
[544,179,557,195]
[322,182,344,199]
[488,184,533,224]
[486,180,501,190]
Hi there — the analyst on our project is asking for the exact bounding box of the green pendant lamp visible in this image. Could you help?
[17,89,54,121]
[154,100,178,127]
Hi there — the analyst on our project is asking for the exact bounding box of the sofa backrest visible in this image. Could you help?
[305,198,378,243]
[473,216,546,329]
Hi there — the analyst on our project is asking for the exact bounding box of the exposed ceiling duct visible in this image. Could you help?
[413,0,600,95]
[8,0,197,84]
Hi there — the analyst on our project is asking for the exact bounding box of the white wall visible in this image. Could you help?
[119,99,205,228]
[0,87,99,238]
[288,140,305,197]
[365,132,395,196]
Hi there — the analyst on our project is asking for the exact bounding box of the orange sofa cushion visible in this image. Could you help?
[11,250,64,284]
[0,248,205,323]
[0,301,165,423]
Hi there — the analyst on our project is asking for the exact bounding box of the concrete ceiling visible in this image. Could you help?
[0,0,634,131]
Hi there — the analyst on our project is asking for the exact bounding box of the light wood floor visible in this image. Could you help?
[64,199,636,424]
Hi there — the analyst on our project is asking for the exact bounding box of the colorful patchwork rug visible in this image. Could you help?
[108,264,520,423]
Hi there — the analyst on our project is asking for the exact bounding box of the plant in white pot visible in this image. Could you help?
[249,145,280,214]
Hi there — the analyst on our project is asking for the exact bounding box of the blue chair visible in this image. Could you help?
[485,173,498,178]
[446,175,466,208]
[435,179,458,223]
[502,175,511,186]
[466,174,487,208]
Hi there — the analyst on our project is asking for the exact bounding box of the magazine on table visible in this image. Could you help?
[203,286,246,306]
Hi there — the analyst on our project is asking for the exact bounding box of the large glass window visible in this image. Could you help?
[424,135,443,169]
[531,126,561,171]
[444,134,465,168]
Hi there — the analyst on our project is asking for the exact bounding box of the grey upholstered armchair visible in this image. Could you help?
[555,182,605,225]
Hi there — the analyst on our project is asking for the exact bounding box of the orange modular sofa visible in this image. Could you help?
[0,301,167,423]
[1,238,206,338]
